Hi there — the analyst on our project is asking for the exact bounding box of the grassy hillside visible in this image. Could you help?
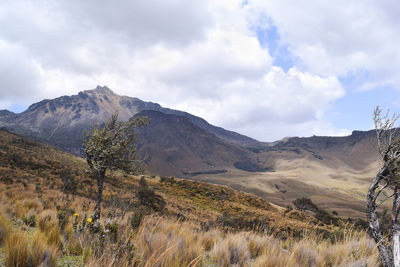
[0,88,385,219]
[0,129,380,266]
[192,131,381,218]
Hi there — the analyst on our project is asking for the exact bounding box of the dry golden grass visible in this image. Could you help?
[29,231,58,267]
[0,191,380,267]
[5,232,30,267]
[0,129,382,266]
[38,210,58,233]
[0,211,11,245]
[4,230,58,267]
[83,215,379,267]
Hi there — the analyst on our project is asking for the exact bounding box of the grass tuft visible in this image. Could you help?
[5,232,29,267]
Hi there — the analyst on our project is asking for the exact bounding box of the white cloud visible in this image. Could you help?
[0,0,350,140]
[249,0,400,89]
[0,41,42,103]
[172,67,344,141]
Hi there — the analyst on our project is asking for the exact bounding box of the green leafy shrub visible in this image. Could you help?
[22,213,36,227]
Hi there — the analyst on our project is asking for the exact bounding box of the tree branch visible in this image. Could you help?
[374,180,391,204]
[376,193,395,210]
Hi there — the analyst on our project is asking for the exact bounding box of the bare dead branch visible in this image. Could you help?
[376,193,395,210]
[374,180,391,204]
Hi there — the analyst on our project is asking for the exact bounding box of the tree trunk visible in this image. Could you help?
[367,168,393,267]
[393,187,400,267]
[94,169,105,221]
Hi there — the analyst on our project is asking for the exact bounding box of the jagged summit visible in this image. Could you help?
[83,85,115,95]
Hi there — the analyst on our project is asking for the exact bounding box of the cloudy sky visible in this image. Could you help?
[1,0,400,141]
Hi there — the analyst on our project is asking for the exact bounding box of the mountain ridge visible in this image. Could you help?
[0,86,262,176]
[0,86,383,217]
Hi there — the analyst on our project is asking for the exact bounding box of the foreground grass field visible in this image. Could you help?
[0,201,379,267]
[0,129,381,266]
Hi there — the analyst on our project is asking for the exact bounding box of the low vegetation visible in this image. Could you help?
[0,129,380,266]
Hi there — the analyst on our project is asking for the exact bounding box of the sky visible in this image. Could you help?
[0,0,400,141]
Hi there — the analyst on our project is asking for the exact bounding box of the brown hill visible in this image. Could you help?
[0,128,341,234]
[193,130,381,218]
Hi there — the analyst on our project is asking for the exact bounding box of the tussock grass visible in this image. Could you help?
[45,224,62,248]
[5,231,58,267]
[211,233,250,266]
[83,215,379,267]
[38,210,58,233]
[14,201,27,219]
[0,211,12,245]
[23,198,43,211]
[29,231,58,267]
[5,232,30,267]
[0,130,382,266]
[133,216,205,266]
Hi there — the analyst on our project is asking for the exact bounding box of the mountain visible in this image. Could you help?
[0,86,260,176]
[134,110,252,176]
[0,86,383,218]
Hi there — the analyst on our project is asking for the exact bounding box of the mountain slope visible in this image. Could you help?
[0,86,257,153]
[135,110,252,176]
[0,128,335,234]
[0,86,260,176]
[0,87,384,218]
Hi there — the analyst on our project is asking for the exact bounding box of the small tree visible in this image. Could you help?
[83,112,149,220]
[367,106,400,267]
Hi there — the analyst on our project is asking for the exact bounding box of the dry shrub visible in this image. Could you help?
[22,209,37,227]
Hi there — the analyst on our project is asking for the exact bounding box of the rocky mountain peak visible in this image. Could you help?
[82,85,115,96]
[0,110,13,116]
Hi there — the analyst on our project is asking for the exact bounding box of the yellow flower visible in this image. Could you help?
[87,218,92,223]
[73,213,79,217]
